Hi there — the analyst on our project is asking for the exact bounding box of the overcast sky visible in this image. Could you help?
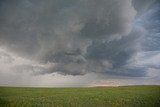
[0,0,160,87]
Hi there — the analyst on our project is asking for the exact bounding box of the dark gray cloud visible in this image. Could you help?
[132,0,156,15]
[0,0,136,57]
[86,32,139,68]
[0,0,158,77]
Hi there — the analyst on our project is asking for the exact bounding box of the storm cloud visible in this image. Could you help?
[0,0,159,83]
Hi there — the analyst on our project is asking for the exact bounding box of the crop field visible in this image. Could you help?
[0,86,160,107]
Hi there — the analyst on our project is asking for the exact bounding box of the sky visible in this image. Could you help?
[0,0,160,87]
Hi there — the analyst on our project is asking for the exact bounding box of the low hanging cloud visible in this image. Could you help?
[0,0,158,77]
[0,51,14,64]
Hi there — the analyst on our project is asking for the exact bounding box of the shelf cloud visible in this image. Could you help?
[0,0,159,86]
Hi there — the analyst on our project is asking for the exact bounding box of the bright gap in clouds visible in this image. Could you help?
[0,0,160,87]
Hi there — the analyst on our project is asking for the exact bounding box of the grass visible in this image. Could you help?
[0,86,160,107]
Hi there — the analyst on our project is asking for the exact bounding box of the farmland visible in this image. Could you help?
[0,86,160,107]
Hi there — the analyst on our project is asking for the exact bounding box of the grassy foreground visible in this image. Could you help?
[0,86,160,107]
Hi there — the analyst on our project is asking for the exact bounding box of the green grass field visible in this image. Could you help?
[0,86,160,107]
